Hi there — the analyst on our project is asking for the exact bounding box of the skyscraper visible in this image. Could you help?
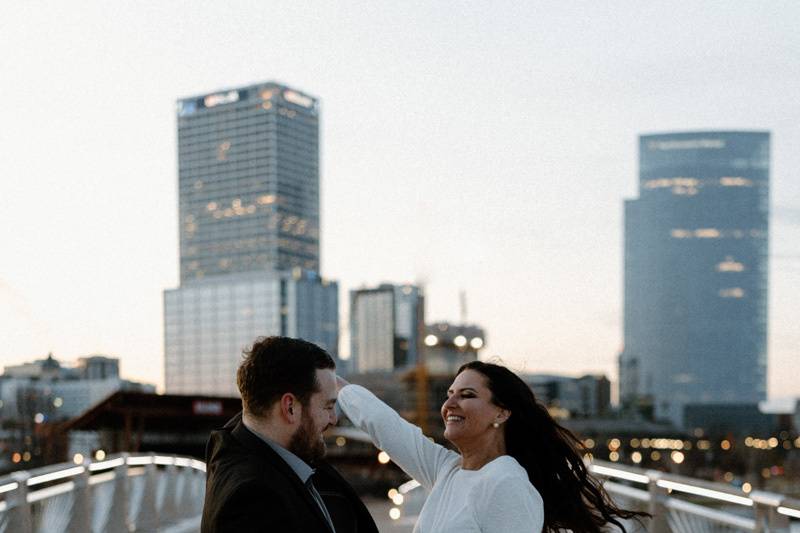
[177,82,320,280]
[620,131,769,427]
[349,284,423,373]
[164,82,337,396]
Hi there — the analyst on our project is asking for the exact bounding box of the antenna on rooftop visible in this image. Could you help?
[459,290,467,325]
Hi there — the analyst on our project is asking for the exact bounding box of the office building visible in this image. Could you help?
[620,131,769,427]
[523,374,611,419]
[422,322,485,376]
[164,269,338,396]
[0,354,154,420]
[177,82,320,280]
[165,81,339,395]
[349,284,423,373]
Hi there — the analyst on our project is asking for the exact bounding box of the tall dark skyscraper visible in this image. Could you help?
[177,82,320,281]
[164,82,337,396]
[619,131,769,427]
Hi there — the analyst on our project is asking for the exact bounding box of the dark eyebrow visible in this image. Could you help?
[447,387,478,394]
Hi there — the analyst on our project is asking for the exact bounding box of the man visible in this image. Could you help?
[201,336,378,533]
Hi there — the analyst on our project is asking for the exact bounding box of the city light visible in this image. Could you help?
[671,451,685,464]
[389,508,401,520]
[388,488,398,499]
[335,437,346,447]
[95,450,106,461]
[424,334,438,346]
[631,452,642,464]
[73,453,84,465]
[391,493,404,505]
[454,335,467,348]
[378,451,391,464]
[469,337,484,349]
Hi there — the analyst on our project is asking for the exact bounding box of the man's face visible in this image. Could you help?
[288,368,338,464]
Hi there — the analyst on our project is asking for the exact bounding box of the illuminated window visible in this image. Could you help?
[717,257,745,272]
[644,177,698,189]
[694,228,720,238]
[257,195,276,205]
[671,229,692,238]
[720,177,752,187]
[207,202,218,211]
[719,288,745,298]
[216,141,232,161]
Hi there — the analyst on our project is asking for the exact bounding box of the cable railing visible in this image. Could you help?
[0,453,206,533]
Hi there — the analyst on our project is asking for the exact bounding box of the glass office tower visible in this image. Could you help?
[165,82,337,396]
[349,284,423,373]
[177,82,320,281]
[164,270,338,396]
[619,131,769,427]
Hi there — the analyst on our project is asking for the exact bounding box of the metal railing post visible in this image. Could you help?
[133,454,160,532]
[5,471,33,533]
[102,453,131,533]
[66,461,91,533]
[751,490,790,533]
[158,458,180,525]
[647,470,671,533]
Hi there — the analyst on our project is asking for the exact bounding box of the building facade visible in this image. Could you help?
[522,374,611,419]
[349,284,423,373]
[620,131,769,427]
[177,82,320,281]
[164,270,338,396]
[422,322,485,376]
[165,81,338,396]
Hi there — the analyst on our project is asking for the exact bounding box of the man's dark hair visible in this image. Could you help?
[237,336,335,417]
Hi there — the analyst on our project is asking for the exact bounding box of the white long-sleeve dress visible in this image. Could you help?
[337,384,544,533]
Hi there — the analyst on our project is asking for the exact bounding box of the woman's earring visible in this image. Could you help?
[492,422,500,428]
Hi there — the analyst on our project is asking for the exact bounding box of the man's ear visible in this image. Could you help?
[280,393,300,423]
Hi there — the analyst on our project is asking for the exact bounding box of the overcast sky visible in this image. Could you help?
[1,2,798,398]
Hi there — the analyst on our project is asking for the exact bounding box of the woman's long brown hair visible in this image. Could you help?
[458,361,649,532]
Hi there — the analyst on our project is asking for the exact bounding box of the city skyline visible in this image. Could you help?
[1,3,798,398]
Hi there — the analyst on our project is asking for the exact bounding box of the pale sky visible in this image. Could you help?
[1,2,798,398]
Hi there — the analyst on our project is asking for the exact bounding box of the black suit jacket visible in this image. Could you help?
[201,414,379,533]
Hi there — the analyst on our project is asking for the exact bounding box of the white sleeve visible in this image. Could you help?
[473,475,544,533]
[337,384,456,490]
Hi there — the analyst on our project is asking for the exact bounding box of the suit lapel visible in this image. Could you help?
[230,418,335,533]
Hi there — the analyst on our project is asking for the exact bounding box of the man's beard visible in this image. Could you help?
[288,411,327,464]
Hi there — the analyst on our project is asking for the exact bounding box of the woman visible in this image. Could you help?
[337,361,646,532]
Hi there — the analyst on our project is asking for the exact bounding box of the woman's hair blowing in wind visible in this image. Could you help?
[458,361,648,532]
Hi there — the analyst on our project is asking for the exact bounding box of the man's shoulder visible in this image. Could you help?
[206,426,280,482]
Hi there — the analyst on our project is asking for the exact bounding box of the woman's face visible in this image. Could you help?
[441,369,507,445]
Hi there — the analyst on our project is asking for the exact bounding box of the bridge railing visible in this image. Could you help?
[0,453,206,533]
[387,459,800,532]
[589,461,800,532]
